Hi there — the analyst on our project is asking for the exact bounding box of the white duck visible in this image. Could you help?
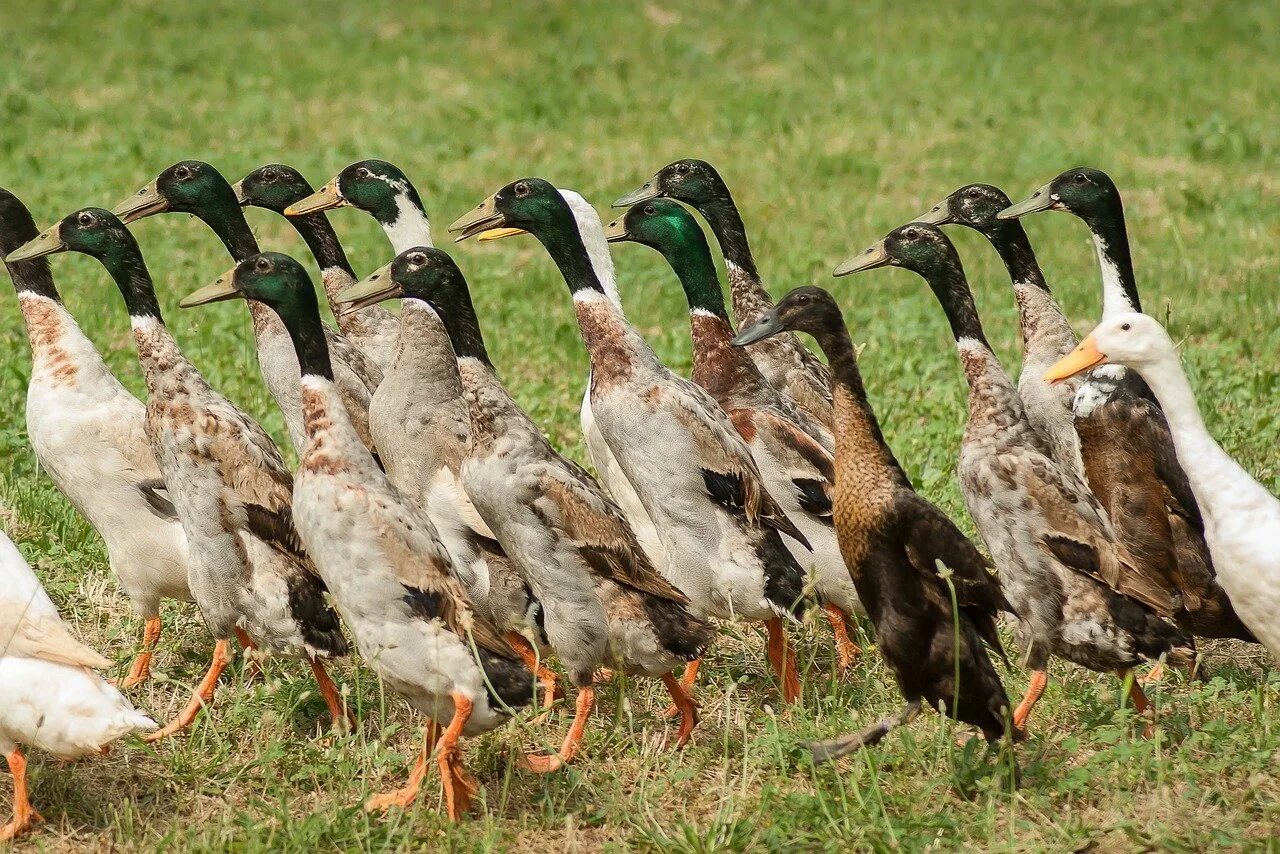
[1046,313,1280,661]
[0,528,156,840]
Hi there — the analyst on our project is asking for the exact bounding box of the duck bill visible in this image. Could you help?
[284,181,344,216]
[112,181,169,224]
[180,269,242,308]
[998,182,1056,220]
[601,217,630,243]
[449,194,507,242]
[914,201,954,226]
[476,227,528,241]
[335,262,402,316]
[1043,336,1107,383]
[833,241,891,277]
[612,176,661,208]
[230,180,249,206]
[5,223,66,263]
[731,308,785,347]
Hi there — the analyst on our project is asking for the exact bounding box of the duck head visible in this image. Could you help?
[449,177,567,243]
[6,207,133,263]
[1044,313,1173,383]
[613,158,725,209]
[732,286,843,346]
[233,164,316,213]
[602,198,696,248]
[113,160,238,223]
[833,222,957,278]
[999,167,1120,222]
[917,184,1015,232]
[287,160,422,220]
[337,247,458,314]
[182,251,314,311]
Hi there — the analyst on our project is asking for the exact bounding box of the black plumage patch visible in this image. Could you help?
[245,503,308,562]
[1041,534,1100,575]
[475,646,536,711]
[401,584,447,621]
[137,479,177,520]
[756,529,812,619]
[702,469,746,511]
[642,596,715,661]
[288,573,348,657]
[793,478,833,522]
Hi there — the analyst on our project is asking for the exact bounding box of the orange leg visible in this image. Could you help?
[505,631,561,711]
[662,659,701,719]
[234,628,263,681]
[436,698,478,820]
[1,749,42,841]
[765,618,802,704]
[522,687,595,773]
[365,719,439,813]
[823,605,862,671]
[144,639,233,743]
[1118,670,1156,738]
[1012,669,1048,733]
[120,616,163,689]
[309,658,355,733]
[660,672,699,748]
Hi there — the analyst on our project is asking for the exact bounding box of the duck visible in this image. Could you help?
[8,209,351,741]
[111,160,382,457]
[336,247,714,766]
[916,184,1083,475]
[999,169,1254,648]
[181,251,534,819]
[835,222,1192,735]
[0,527,157,840]
[615,159,834,428]
[452,178,815,707]
[1,187,192,688]
[605,199,864,671]
[731,287,1013,758]
[1045,314,1280,662]
[233,164,400,371]
[284,161,550,692]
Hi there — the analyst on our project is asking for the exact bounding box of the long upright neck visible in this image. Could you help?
[278,298,334,382]
[1084,209,1141,316]
[539,220,608,300]
[396,299,469,398]
[379,191,433,255]
[983,220,1048,291]
[920,261,991,351]
[99,243,165,323]
[812,323,906,482]
[699,196,758,282]
[200,201,261,262]
[286,211,354,277]
[427,276,492,368]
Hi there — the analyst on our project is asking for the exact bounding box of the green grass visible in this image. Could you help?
[3,0,1279,849]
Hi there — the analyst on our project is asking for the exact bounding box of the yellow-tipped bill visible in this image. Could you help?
[180,266,242,308]
[112,181,169,224]
[476,227,527,241]
[335,261,400,316]
[1043,336,1107,383]
[998,182,1056,220]
[833,241,890,277]
[448,194,505,242]
[5,223,65,263]
[284,181,344,216]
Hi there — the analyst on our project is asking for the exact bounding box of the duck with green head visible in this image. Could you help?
[1,188,193,690]
[835,221,1192,735]
[285,158,433,255]
[112,160,382,456]
[606,199,864,672]
[731,285,1013,756]
[234,164,400,370]
[338,246,714,765]
[453,178,816,708]
[615,159,833,428]
[182,251,533,819]
[8,209,351,742]
[1000,169,1250,648]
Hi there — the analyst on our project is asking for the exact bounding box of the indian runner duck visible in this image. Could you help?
[732,287,1013,758]
[181,251,534,818]
[1000,169,1253,648]
[615,159,833,428]
[9,209,350,741]
[835,222,1192,735]
[0,527,157,839]
[605,199,864,671]
[285,161,549,692]
[1046,314,1280,662]
[2,187,192,688]
[451,178,815,707]
[111,160,382,457]
[233,164,399,371]
[336,247,714,766]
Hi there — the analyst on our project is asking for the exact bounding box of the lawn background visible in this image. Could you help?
[1,1,1278,850]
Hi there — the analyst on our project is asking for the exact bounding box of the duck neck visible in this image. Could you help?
[198,197,261,263]
[698,195,772,319]
[396,299,469,403]
[1,243,60,303]
[1083,206,1142,317]
[286,210,355,279]
[983,220,1048,292]
[422,272,493,369]
[99,240,165,324]
[377,187,433,254]
[982,220,1077,357]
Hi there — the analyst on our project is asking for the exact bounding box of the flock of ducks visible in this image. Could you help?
[1,158,1277,838]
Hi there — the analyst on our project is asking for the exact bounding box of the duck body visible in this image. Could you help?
[0,529,156,839]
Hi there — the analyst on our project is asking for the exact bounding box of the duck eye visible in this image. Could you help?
[77,212,93,226]
[674,164,688,175]
[255,257,271,272]
[1074,173,1088,184]
[966,188,980,198]
[409,252,426,264]
[1120,322,1131,331]
[796,294,810,305]
[643,205,655,215]
[904,228,918,239]
[514,182,530,197]
[261,168,276,181]
[174,165,190,179]
[356,167,371,179]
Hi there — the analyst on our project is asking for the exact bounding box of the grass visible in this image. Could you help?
[2,0,1279,849]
